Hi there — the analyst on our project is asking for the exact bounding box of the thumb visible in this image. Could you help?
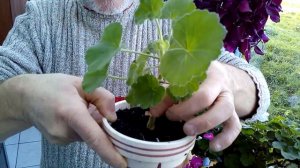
[78,85,117,122]
[68,103,127,168]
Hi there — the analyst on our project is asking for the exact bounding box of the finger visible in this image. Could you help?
[68,104,127,168]
[85,87,116,122]
[166,76,223,121]
[182,92,234,136]
[149,96,174,117]
[89,104,104,124]
[47,132,82,145]
[209,112,241,152]
[73,79,116,122]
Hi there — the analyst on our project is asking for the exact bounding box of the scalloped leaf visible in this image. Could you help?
[160,10,226,89]
[134,0,164,24]
[126,74,165,109]
[161,0,196,19]
[83,23,122,93]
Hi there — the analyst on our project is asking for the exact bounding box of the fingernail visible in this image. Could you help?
[117,156,127,168]
[184,124,196,136]
[107,113,117,122]
[117,160,127,168]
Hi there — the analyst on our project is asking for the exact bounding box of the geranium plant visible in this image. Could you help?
[194,0,283,61]
[81,1,226,166]
[82,0,226,109]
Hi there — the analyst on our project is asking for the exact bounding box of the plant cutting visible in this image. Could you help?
[82,0,226,167]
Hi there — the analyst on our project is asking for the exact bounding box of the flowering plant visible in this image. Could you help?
[194,0,283,61]
[184,133,215,168]
[185,117,300,167]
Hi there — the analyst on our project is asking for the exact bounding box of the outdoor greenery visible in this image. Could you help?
[192,1,300,167]
[251,1,300,121]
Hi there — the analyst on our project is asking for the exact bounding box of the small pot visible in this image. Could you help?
[102,100,196,168]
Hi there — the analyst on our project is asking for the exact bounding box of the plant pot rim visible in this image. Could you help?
[102,100,195,147]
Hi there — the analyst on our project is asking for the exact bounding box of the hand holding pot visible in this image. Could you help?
[150,61,257,152]
[0,74,127,168]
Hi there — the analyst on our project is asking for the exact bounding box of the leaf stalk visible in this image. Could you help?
[155,19,164,41]
[121,48,159,59]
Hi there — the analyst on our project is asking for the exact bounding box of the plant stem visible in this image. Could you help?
[108,75,127,81]
[120,48,159,59]
[155,19,163,41]
[147,116,156,131]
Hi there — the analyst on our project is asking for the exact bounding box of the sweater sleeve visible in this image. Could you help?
[0,1,44,81]
[217,49,270,122]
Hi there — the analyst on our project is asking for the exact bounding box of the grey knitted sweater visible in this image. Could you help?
[0,0,270,167]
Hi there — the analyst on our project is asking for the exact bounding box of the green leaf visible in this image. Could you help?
[167,76,200,100]
[272,141,300,160]
[83,23,122,93]
[266,131,276,140]
[286,163,300,168]
[161,0,196,19]
[281,150,299,160]
[126,74,165,109]
[240,153,255,166]
[242,128,255,135]
[161,48,206,86]
[294,141,300,150]
[134,0,164,24]
[126,53,149,85]
[127,62,139,85]
[160,10,226,87]
[196,139,209,150]
[224,154,241,168]
[254,122,268,130]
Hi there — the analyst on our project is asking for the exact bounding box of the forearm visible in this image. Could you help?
[0,79,31,142]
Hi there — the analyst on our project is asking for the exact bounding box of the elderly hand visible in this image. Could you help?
[150,61,257,151]
[2,74,127,168]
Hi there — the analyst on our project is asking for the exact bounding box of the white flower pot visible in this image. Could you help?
[102,100,196,168]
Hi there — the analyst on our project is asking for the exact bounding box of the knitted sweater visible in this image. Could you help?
[0,0,270,167]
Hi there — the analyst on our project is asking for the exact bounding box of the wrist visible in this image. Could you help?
[1,75,32,123]
[0,76,32,140]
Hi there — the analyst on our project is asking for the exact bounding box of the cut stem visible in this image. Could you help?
[147,116,156,131]
[121,48,159,59]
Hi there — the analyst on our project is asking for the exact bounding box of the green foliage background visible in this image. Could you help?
[193,1,300,167]
[251,0,300,121]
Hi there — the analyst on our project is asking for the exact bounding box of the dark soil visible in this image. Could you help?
[111,107,186,142]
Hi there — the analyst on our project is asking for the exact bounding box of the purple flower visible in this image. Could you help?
[239,0,252,13]
[194,0,283,61]
[184,156,203,168]
[203,132,214,141]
